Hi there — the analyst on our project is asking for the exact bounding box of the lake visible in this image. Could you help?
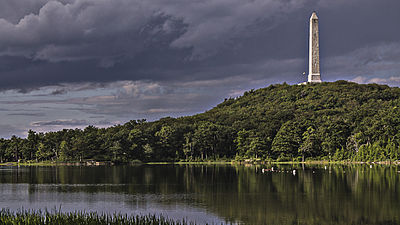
[0,164,400,224]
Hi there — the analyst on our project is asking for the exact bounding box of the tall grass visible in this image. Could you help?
[0,209,198,225]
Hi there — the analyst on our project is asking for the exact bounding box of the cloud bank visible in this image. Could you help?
[0,0,399,137]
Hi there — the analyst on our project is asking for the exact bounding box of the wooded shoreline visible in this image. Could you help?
[1,81,400,164]
[2,159,400,167]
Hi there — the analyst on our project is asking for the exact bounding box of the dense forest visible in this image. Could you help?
[1,81,400,163]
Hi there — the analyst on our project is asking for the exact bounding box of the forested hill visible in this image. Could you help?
[1,81,400,163]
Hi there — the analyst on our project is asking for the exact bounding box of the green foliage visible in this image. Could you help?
[235,129,267,159]
[271,121,302,159]
[299,126,320,161]
[1,81,400,162]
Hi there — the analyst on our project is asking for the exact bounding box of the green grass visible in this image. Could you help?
[0,161,78,166]
[0,209,200,225]
[0,160,234,167]
[148,161,233,165]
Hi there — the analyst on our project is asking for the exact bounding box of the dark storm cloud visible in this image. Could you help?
[30,118,115,128]
[51,89,67,95]
[31,119,88,126]
[7,112,45,117]
[1,0,398,91]
[1,0,400,137]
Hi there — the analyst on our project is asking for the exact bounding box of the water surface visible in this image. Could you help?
[1,164,400,224]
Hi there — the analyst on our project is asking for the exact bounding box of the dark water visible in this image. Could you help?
[1,164,400,225]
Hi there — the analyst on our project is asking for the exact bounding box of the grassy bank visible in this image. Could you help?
[0,209,199,225]
[0,160,233,166]
[0,161,89,166]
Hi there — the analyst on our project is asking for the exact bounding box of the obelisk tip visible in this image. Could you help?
[310,11,318,20]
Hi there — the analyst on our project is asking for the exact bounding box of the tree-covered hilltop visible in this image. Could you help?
[1,81,400,163]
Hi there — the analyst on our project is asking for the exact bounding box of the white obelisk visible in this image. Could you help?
[308,12,322,83]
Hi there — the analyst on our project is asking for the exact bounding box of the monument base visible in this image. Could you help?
[298,81,323,85]
[308,74,322,83]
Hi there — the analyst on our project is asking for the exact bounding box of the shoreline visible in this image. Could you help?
[1,160,399,167]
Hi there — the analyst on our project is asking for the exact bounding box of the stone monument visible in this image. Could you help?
[307,12,322,83]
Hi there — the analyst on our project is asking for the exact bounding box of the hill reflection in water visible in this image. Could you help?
[0,164,399,225]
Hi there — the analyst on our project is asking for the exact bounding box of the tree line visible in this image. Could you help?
[1,81,400,163]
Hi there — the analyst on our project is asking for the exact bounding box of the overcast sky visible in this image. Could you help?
[0,0,400,137]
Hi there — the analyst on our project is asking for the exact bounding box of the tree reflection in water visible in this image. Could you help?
[0,164,399,225]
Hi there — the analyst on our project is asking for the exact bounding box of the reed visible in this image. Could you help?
[0,209,197,225]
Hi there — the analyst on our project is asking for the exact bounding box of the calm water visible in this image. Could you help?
[1,164,400,224]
